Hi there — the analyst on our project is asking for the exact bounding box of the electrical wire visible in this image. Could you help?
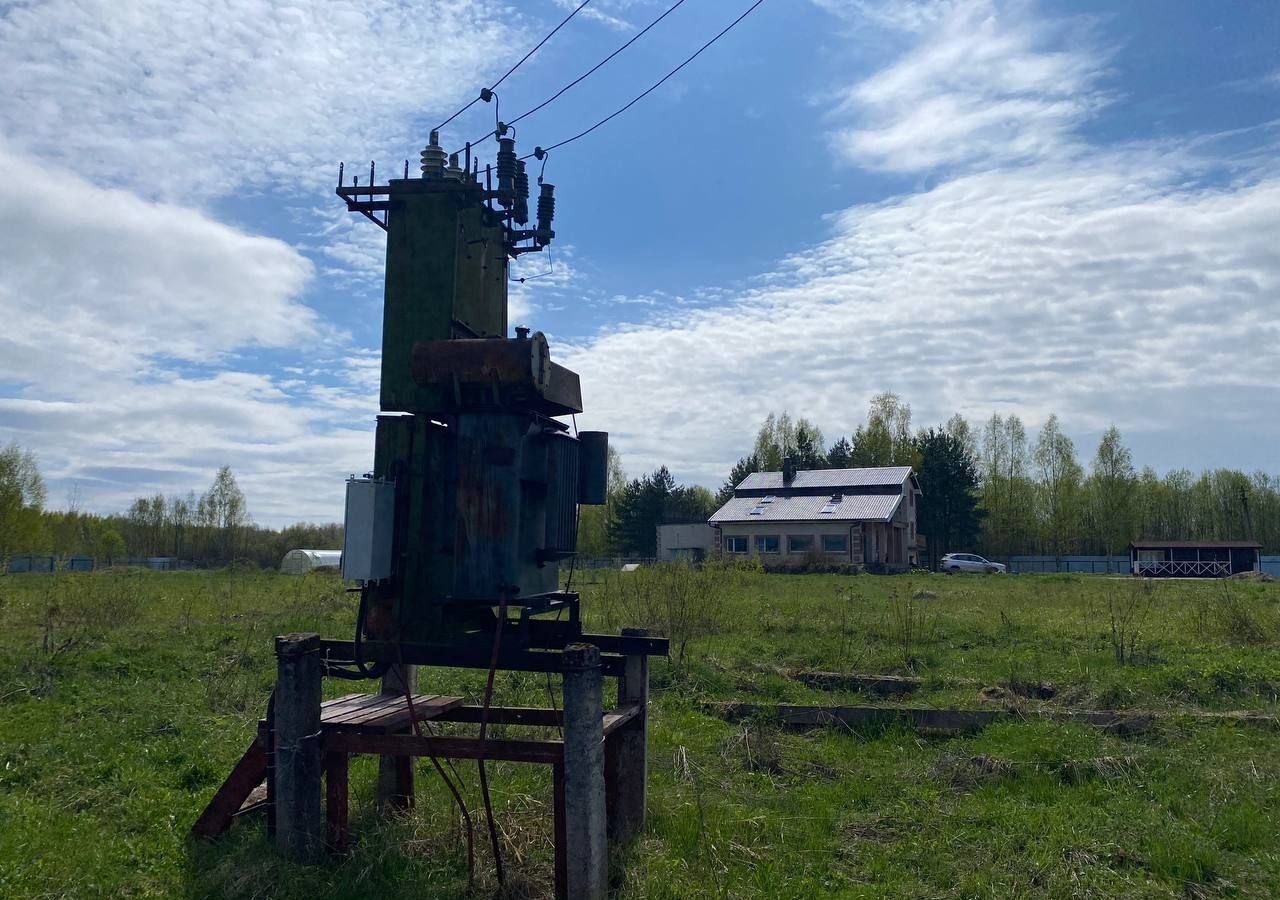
[434,0,596,132]
[464,0,692,149]
[520,0,767,160]
[393,645,478,887]
[476,591,512,887]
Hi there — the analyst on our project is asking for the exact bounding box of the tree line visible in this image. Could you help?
[0,449,342,569]
[575,447,718,558]
[716,395,1279,562]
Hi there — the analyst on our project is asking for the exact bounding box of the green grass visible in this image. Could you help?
[1,568,1279,898]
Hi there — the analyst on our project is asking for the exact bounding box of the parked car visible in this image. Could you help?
[940,553,1007,574]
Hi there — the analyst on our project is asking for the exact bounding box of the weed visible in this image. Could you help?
[594,561,729,663]
[1107,579,1156,665]
[886,584,934,673]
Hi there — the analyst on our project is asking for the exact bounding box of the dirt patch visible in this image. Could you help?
[933,753,1016,788]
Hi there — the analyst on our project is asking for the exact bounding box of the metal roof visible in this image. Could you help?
[1130,541,1262,550]
[736,466,913,491]
[709,493,902,524]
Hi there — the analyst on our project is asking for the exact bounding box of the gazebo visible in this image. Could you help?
[1129,541,1262,578]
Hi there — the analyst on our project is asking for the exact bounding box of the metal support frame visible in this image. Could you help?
[253,631,656,899]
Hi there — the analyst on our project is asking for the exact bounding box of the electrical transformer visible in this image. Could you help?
[336,132,607,654]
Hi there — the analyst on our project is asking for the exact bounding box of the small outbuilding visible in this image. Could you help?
[656,523,715,562]
[1129,541,1261,578]
[280,549,343,575]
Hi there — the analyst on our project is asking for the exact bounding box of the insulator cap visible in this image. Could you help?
[420,130,446,179]
[445,152,463,182]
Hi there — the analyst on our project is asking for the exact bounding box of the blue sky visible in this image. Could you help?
[1,0,1277,526]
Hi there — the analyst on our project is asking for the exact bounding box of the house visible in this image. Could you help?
[1129,541,1261,578]
[709,459,922,570]
[656,523,715,562]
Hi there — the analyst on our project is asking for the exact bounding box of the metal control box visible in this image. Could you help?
[342,477,396,582]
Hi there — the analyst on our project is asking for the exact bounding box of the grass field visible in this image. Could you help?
[1,567,1278,898]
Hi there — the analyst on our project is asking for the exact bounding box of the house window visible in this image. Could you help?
[754,535,780,554]
[788,535,813,554]
[725,535,749,554]
[823,534,848,553]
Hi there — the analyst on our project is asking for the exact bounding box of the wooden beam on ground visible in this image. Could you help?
[709,702,1280,735]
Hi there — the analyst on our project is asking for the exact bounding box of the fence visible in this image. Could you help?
[4,555,195,574]
[1009,556,1130,574]
[1011,555,1280,576]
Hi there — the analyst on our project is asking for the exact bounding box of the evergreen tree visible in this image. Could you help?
[794,422,827,470]
[826,437,853,469]
[915,428,983,567]
[716,454,760,506]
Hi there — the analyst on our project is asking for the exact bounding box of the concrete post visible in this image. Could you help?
[562,643,607,900]
[606,627,649,841]
[377,663,417,810]
[273,633,323,860]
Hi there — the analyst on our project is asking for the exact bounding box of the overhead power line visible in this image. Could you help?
[434,0,596,132]
[520,0,767,161]
[465,0,692,149]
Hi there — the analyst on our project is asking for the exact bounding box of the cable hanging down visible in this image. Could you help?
[433,0,596,133]
[521,0,767,161]
[464,0,692,150]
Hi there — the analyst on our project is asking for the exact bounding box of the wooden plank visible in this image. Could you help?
[321,693,403,726]
[325,751,349,853]
[191,736,268,840]
[553,761,567,900]
[354,694,454,729]
[709,703,1158,735]
[324,730,564,765]
[602,703,642,737]
[437,705,563,728]
[794,671,923,695]
[347,694,461,730]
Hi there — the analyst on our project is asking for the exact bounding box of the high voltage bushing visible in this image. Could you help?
[445,152,464,182]
[420,130,447,179]
[514,160,529,225]
[536,182,556,245]
[496,137,517,204]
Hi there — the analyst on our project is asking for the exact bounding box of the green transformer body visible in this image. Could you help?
[338,139,606,652]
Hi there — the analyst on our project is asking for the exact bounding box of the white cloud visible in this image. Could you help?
[0,148,318,389]
[0,0,519,202]
[564,150,1280,486]
[831,0,1107,173]
[560,2,1280,486]
[0,370,376,526]
[0,147,377,524]
[553,0,639,33]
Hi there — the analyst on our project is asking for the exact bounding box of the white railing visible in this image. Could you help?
[1135,559,1230,578]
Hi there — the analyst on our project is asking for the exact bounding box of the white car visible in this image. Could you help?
[940,553,1007,574]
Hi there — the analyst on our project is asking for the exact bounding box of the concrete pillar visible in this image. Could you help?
[562,643,607,900]
[377,663,417,810]
[606,628,649,841]
[273,633,323,860]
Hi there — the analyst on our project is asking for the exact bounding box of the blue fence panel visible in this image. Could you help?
[1010,555,1129,574]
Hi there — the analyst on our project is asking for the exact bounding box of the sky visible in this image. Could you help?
[0,0,1277,527]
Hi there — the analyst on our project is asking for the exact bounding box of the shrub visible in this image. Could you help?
[593,561,731,663]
